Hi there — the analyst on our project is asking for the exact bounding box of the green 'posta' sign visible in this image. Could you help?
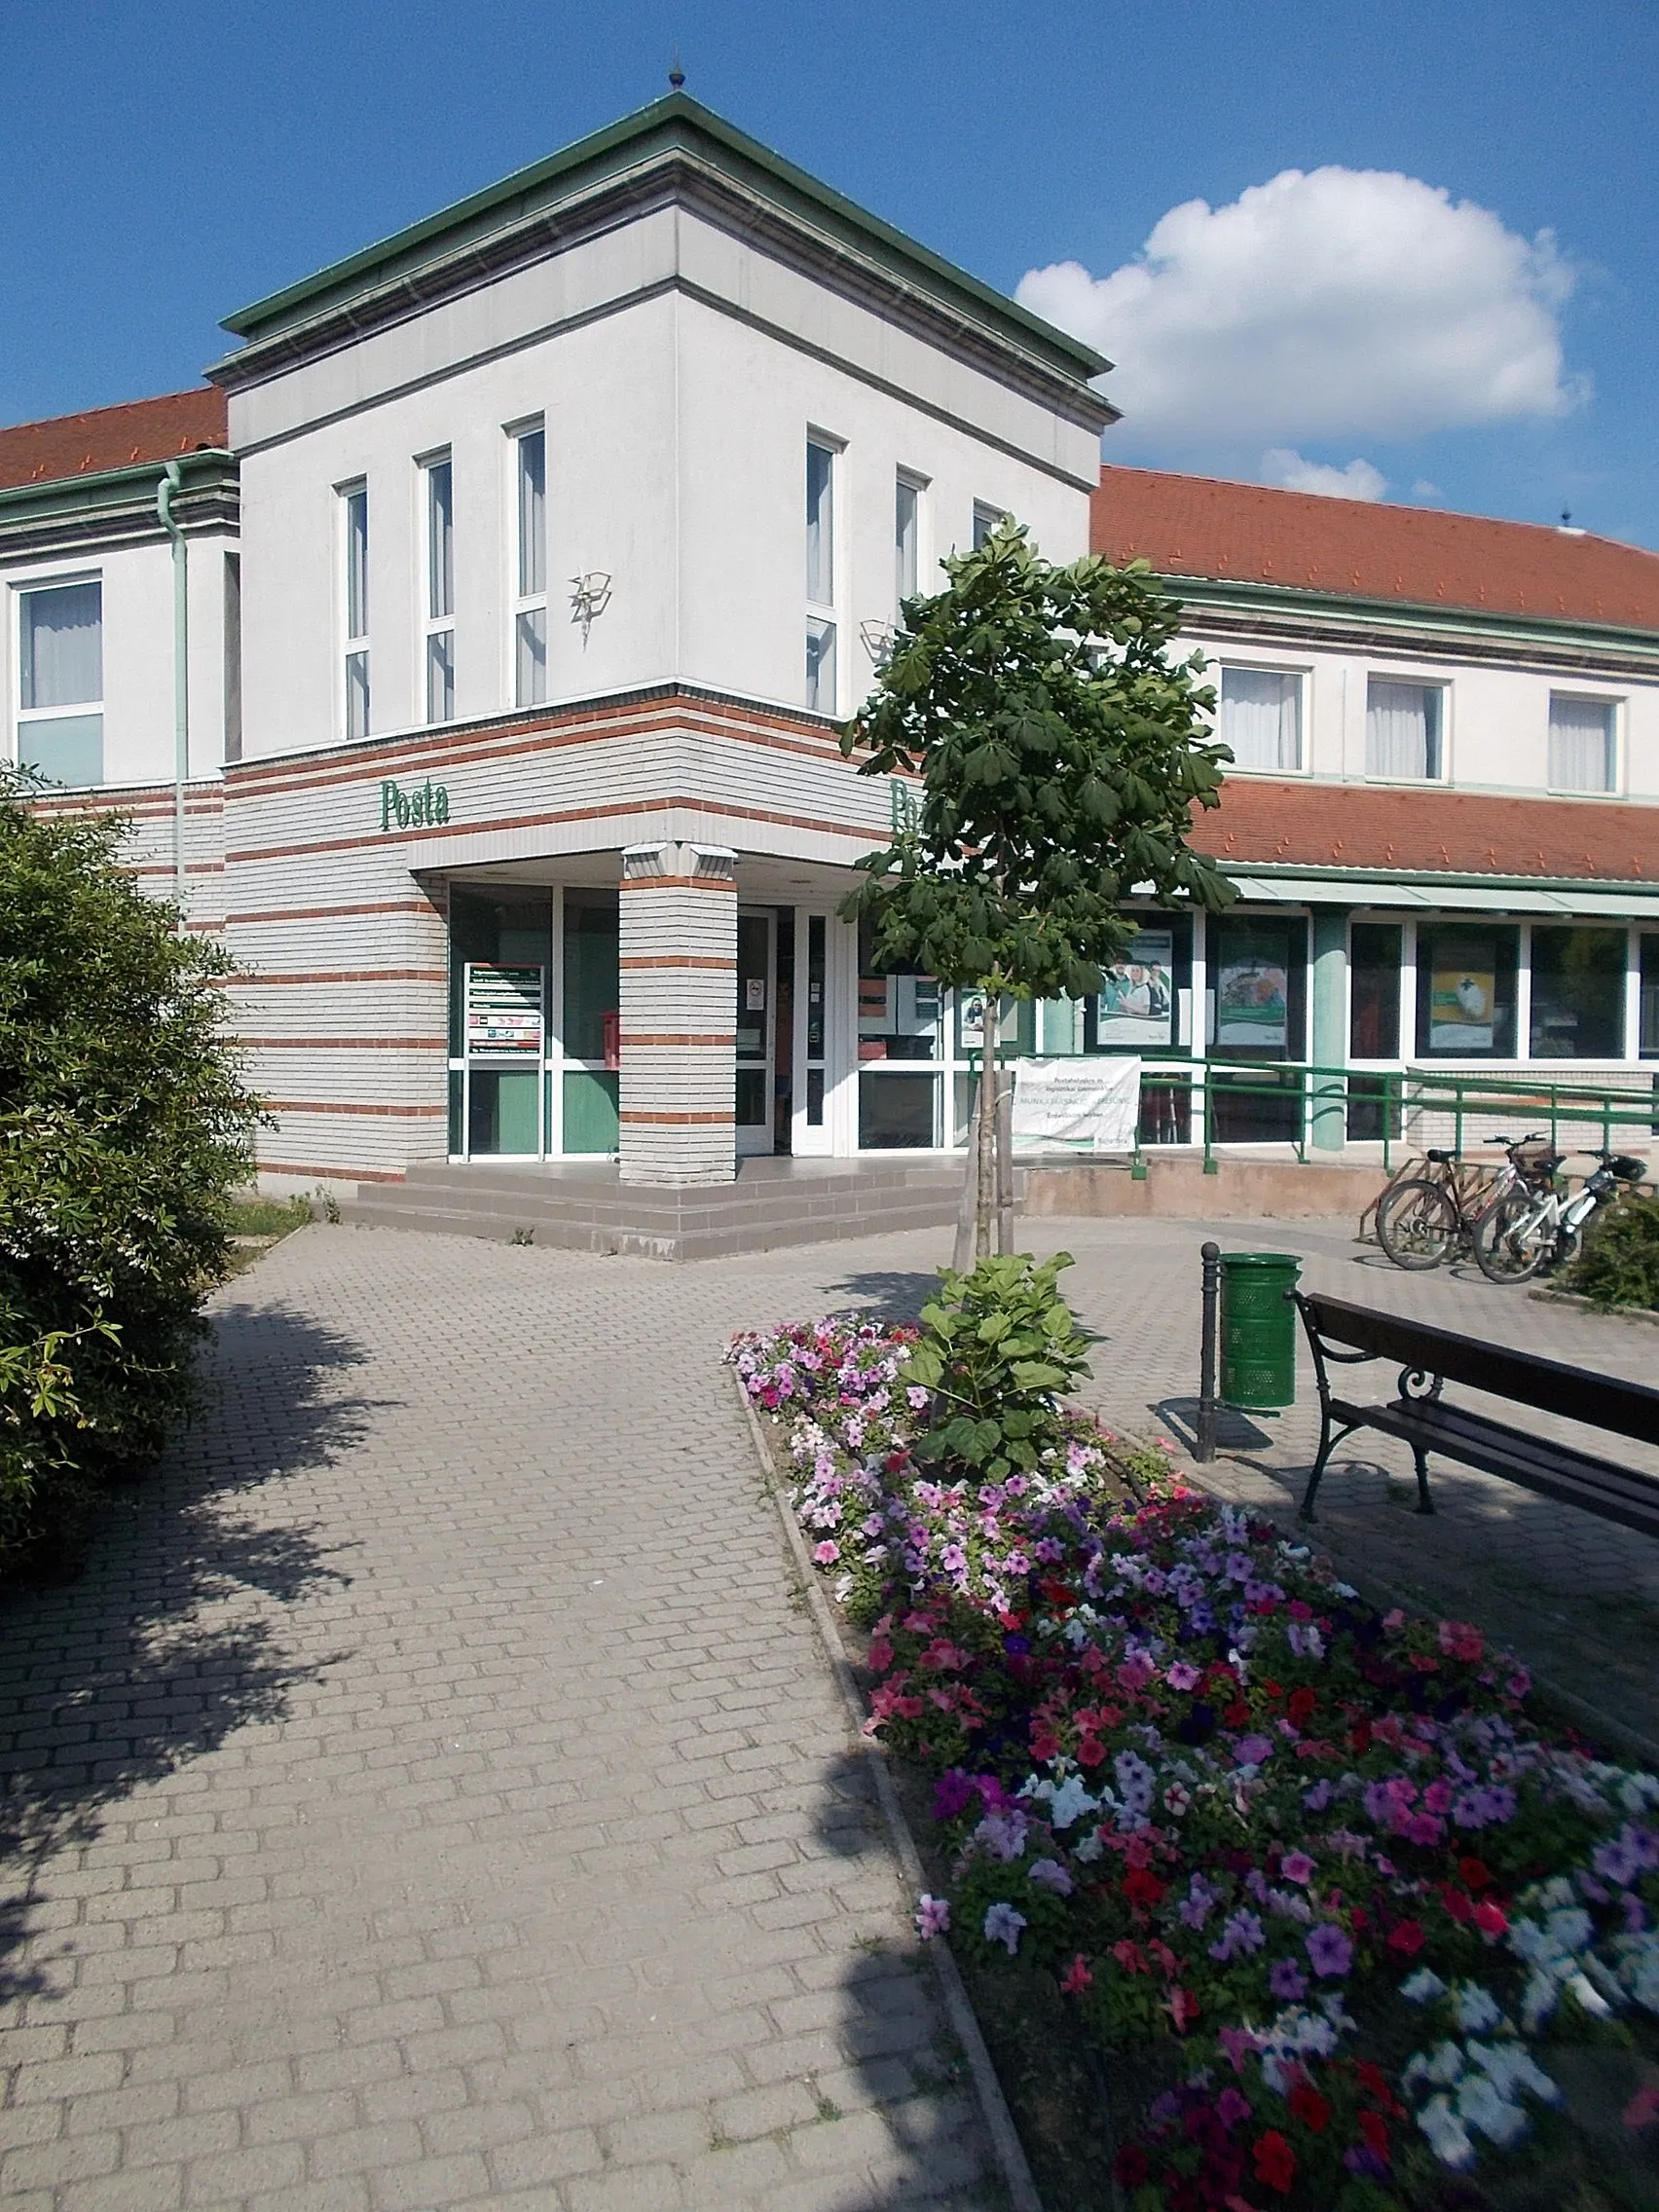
[380,778,450,830]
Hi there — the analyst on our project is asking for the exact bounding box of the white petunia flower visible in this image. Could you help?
[1451,1982,1501,2033]
[1456,2073,1530,2148]
[1417,2095,1477,2169]
[1401,1968,1448,2006]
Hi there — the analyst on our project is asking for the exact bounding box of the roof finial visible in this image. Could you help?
[668,51,685,90]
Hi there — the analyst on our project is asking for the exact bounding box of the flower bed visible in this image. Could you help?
[730,1306,1659,2212]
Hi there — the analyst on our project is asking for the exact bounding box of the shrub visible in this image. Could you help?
[0,774,260,1575]
[903,1251,1096,1482]
[1560,1190,1659,1312]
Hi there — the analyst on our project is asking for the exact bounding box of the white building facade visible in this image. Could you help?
[6,98,1659,1199]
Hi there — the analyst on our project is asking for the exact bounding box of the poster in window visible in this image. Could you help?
[957,993,1022,1051]
[1215,950,1289,1049]
[1095,929,1175,1048]
[464,964,544,1056]
[1428,966,1495,1051]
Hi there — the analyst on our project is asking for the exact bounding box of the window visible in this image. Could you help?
[895,473,922,621]
[805,438,836,712]
[18,578,103,784]
[1549,694,1617,793]
[1219,666,1303,772]
[341,484,370,740]
[1415,925,1518,1057]
[969,504,1009,550]
[1366,679,1444,780]
[1641,938,1659,1059]
[1530,927,1627,1058]
[514,426,547,708]
[223,553,241,762]
[424,456,455,724]
[1348,923,1402,1059]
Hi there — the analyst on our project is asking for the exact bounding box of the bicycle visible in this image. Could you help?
[1470,1148,1647,1283]
[1375,1135,1556,1271]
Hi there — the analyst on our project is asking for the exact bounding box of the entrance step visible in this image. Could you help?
[339,1158,966,1259]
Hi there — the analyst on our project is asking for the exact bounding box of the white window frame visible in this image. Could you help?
[1364,673,1450,785]
[13,571,104,785]
[421,451,455,726]
[1214,661,1308,776]
[972,500,1009,550]
[338,481,370,741]
[895,469,928,625]
[510,420,548,710]
[1547,689,1622,796]
[805,431,841,715]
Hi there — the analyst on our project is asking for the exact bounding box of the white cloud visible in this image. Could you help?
[1261,449,1386,500]
[1017,167,1586,447]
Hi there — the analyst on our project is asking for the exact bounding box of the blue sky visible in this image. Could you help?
[4,0,1656,543]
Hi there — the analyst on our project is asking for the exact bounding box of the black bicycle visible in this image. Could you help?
[1375,1134,1558,1271]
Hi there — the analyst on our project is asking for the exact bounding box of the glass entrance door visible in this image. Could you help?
[736,910,775,1156]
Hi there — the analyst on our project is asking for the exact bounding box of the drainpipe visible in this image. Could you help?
[156,461,189,920]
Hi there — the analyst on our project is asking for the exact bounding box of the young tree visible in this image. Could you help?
[0,771,261,1576]
[839,522,1235,1257]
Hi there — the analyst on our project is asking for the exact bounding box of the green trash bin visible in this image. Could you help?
[1219,1252,1302,1411]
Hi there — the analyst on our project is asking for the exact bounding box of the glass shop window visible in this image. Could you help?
[1414,925,1518,1058]
[1529,927,1628,1060]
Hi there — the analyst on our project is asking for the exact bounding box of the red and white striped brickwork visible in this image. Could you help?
[208,683,891,1191]
[618,840,738,1184]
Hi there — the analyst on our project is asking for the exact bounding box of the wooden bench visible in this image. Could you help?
[1292,1292,1659,1533]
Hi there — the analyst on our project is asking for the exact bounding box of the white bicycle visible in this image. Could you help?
[1471,1147,1646,1283]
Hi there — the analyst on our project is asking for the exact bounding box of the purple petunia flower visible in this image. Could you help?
[1306,1923,1353,1978]
[1209,1909,1265,1963]
[933,1769,975,1821]
[1215,2085,1253,2129]
[1028,1858,1074,1897]
[916,1894,950,1937]
[1234,1734,1274,1768]
[1280,1851,1315,1885]
[983,1901,1027,1955]
[1166,1660,1201,1691]
[1268,1958,1308,2001]
[1302,1779,1333,1813]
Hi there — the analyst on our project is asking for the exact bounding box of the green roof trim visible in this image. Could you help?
[0,448,236,528]
[220,92,1108,385]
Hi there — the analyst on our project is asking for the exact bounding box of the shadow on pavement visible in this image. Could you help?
[1156,1395,1277,1455]
[0,1300,371,2005]
[827,1269,941,1327]
[807,1747,998,2211]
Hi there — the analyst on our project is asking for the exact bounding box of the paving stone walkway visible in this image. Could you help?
[5,1207,1659,2211]
[0,1226,1000,2212]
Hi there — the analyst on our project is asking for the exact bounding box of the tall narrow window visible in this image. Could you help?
[1219,666,1302,771]
[223,553,242,762]
[424,456,455,723]
[805,438,836,712]
[341,483,370,740]
[1549,694,1617,793]
[1366,679,1445,780]
[514,426,547,708]
[895,473,921,622]
[17,578,103,785]
[972,501,1006,550]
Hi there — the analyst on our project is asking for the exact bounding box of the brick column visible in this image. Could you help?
[618,842,737,1185]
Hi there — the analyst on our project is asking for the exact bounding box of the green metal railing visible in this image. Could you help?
[1123,1059,1659,1178]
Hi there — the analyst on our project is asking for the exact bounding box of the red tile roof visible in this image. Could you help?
[1093,464,1659,633]
[0,388,228,495]
[1194,777,1659,884]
